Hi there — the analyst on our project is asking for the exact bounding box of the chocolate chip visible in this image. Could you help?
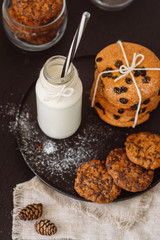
[120,98,128,104]
[102,69,113,78]
[100,80,104,94]
[134,67,146,77]
[139,107,146,114]
[106,67,113,71]
[121,86,128,93]
[113,114,120,120]
[143,98,150,105]
[140,67,146,76]
[125,77,132,84]
[134,70,141,77]
[113,87,121,94]
[158,90,160,96]
[130,118,135,121]
[118,108,124,114]
[115,60,123,68]
[142,76,150,83]
[113,86,128,94]
[130,104,138,110]
[141,107,146,113]
[103,67,113,78]
[102,73,109,78]
[112,76,118,79]
[100,80,104,89]
[95,102,105,115]
[96,57,102,62]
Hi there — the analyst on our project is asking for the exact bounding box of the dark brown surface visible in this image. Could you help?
[0,0,160,238]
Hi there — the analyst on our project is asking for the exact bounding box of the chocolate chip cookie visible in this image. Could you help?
[93,88,159,118]
[93,69,160,111]
[94,103,150,127]
[106,148,154,192]
[74,160,121,204]
[95,42,160,108]
[125,132,160,170]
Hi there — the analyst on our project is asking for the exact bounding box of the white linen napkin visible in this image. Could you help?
[12,176,160,240]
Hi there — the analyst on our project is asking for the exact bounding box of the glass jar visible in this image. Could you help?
[35,56,83,139]
[90,0,134,11]
[2,0,67,51]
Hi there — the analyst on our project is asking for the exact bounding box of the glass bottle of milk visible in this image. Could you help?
[35,55,83,139]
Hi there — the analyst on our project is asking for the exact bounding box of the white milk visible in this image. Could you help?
[35,56,83,139]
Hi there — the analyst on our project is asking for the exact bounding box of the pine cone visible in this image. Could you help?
[19,203,43,221]
[35,219,57,236]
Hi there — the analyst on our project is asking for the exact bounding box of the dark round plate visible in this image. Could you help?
[17,55,160,202]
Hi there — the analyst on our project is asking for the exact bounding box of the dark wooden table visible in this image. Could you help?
[0,0,160,239]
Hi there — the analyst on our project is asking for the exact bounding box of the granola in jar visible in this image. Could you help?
[2,0,67,50]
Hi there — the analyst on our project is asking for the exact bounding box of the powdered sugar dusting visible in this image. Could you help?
[0,101,129,194]
[4,102,17,116]
[18,107,97,177]
[43,140,58,155]
[17,103,127,192]
[0,102,19,133]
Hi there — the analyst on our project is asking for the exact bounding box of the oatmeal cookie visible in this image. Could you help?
[106,148,154,192]
[74,160,121,204]
[125,132,160,170]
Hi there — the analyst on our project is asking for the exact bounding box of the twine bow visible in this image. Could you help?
[39,67,77,102]
[91,40,160,128]
[115,53,144,82]
[44,85,74,102]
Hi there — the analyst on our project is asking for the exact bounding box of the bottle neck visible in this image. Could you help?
[43,55,74,86]
[38,56,79,102]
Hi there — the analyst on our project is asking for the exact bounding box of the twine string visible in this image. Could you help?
[39,67,77,102]
[44,85,74,102]
[117,41,142,128]
[91,40,160,128]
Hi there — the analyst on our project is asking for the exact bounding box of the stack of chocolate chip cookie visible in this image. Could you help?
[74,132,160,204]
[91,42,160,127]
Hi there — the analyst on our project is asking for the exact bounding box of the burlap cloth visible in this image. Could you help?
[12,176,160,240]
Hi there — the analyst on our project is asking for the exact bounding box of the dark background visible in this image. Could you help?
[0,0,160,239]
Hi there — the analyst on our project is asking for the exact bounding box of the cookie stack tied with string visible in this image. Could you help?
[91,41,160,127]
